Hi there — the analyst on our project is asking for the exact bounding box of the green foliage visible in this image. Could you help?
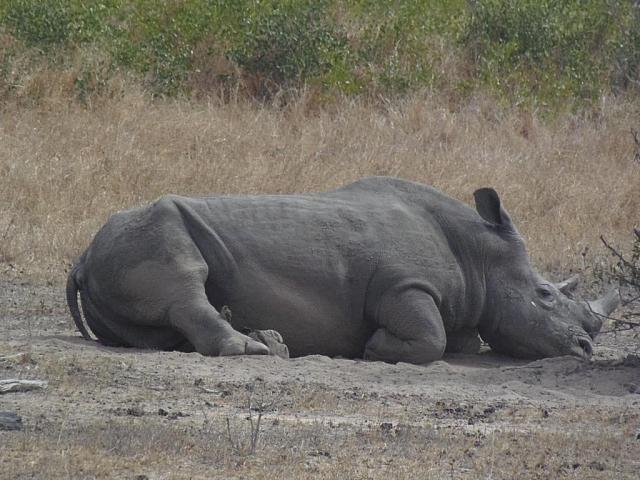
[3,0,74,46]
[461,0,640,105]
[2,0,120,47]
[226,1,349,96]
[0,0,638,105]
[345,0,465,95]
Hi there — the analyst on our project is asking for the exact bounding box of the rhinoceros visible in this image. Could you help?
[66,177,619,364]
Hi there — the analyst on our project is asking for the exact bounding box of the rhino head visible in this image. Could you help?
[473,188,619,360]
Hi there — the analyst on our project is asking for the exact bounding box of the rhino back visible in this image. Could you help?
[181,178,478,355]
[179,193,390,357]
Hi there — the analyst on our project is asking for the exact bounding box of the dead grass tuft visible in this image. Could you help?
[0,92,638,280]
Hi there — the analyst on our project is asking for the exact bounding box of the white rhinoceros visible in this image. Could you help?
[67,177,618,363]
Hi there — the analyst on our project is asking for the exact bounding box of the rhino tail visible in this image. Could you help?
[66,264,93,341]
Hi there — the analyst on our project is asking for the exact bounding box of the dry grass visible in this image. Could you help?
[2,390,637,480]
[0,90,639,281]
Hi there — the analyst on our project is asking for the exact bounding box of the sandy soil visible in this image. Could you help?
[1,266,639,479]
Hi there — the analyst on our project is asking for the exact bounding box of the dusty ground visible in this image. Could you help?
[1,266,639,479]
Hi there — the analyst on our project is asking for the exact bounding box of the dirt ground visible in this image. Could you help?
[1,265,639,479]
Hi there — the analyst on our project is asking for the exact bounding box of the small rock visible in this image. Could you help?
[0,411,23,431]
[126,406,145,417]
[308,449,331,458]
[587,461,605,471]
[168,411,188,420]
[380,422,393,432]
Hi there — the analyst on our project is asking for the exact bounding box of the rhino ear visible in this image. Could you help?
[555,274,580,296]
[473,188,513,228]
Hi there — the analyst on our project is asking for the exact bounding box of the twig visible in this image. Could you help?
[599,235,640,288]
[611,318,640,328]
[632,129,640,164]
[586,302,640,333]
[600,328,632,334]
[225,380,280,456]
[225,417,238,451]
[600,235,637,272]
[622,294,640,307]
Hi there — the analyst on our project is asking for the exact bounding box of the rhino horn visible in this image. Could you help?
[555,274,580,296]
[587,288,621,318]
[580,289,618,338]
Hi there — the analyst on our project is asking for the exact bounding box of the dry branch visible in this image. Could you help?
[600,235,640,287]
[0,379,48,394]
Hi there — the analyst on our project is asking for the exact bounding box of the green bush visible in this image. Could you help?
[2,0,119,47]
[346,0,464,95]
[461,0,640,105]
[0,0,638,104]
[226,1,349,96]
[3,0,74,46]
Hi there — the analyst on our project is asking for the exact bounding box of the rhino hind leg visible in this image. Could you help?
[115,257,269,356]
[364,287,446,364]
[167,297,270,357]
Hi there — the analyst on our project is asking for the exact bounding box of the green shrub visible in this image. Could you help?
[0,0,638,104]
[3,0,74,46]
[226,1,349,96]
[344,0,465,95]
[461,0,640,105]
[2,0,120,47]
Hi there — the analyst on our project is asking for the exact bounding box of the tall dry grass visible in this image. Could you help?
[0,89,638,281]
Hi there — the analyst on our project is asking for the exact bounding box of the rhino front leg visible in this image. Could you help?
[364,287,446,364]
[445,328,481,354]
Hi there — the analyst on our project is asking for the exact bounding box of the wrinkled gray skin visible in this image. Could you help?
[67,177,619,364]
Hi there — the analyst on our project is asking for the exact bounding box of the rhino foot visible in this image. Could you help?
[246,329,290,359]
[219,334,270,356]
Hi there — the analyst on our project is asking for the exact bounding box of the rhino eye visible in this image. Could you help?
[536,286,555,302]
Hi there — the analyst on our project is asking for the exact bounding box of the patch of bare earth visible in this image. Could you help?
[1,270,638,479]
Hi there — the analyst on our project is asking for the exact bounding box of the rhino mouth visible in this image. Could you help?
[571,336,593,360]
[484,330,595,360]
